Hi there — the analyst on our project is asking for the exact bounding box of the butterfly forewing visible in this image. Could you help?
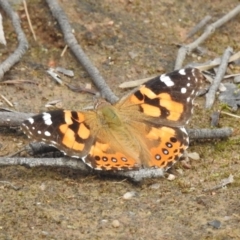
[125,68,203,127]
[22,110,94,158]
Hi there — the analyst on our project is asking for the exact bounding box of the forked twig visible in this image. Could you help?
[175,5,240,69]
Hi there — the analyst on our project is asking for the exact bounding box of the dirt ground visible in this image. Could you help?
[1,0,240,239]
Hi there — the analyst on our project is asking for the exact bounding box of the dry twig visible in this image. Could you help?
[0,111,33,127]
[0,156,164,181]
[23,0,36,41]
[205,47,233,109]
[175,5,240,69]
[185,15,212,39]
[0,1,28,80]
[0,94,13,107]
[203,174,234,192]
[187,127,233,140]
[45,0,118,104]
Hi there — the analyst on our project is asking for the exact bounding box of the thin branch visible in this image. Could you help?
[185,15,212,39]
[0,111,33,127]
[192,51,240,71]
[0,156,164,181]
[203,174,234,192]
[45,0,118,104]
[221,111,240,119]
[0,156,89,171]
[175,5,240,69]
[0,0,28,80]
[205,47,233,109]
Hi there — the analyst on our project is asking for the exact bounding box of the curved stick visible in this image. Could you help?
[0,1,28,80]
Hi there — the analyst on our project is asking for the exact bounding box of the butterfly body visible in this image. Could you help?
[22,68,204,171]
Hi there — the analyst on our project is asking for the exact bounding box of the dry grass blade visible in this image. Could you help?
[23,0,36,41]
[0,79,37,84]
[0,94,13,107]
[0,13,6,45]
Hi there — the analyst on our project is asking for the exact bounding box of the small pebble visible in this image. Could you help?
[56,67,74,77]
[128,51,139,59]
[176,168,184,175]
[123,191,136,200]
[112,220,120,228]
[39,183,46,191]
[167,174,176,181]
[208,220,221,229]
[219,83,226,92]
[234,75,240,83]
[187,152,200,160]
[149,183,160,189]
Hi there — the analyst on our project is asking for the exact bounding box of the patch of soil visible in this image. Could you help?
[1,0,240,239]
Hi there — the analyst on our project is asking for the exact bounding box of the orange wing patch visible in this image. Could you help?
[158,93,184,121]
[130,86,184,120]
[59,111,90,151]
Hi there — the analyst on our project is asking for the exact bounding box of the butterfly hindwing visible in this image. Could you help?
[82,139,140,170]
[144,125,189,169]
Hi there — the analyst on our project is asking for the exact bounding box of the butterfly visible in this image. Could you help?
[22,68,203,171]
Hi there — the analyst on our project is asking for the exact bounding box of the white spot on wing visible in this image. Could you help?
[186,97,190,102]
[179,69,186,75]
[187,83,190,87]
[37,130,42,134]
[181,87,187,94]
[44,131,51,137]
[42,112,52,125]
[159,74,174,87]
[28,118,34,124]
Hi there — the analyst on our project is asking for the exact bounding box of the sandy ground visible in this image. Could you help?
[1,0,240,239]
